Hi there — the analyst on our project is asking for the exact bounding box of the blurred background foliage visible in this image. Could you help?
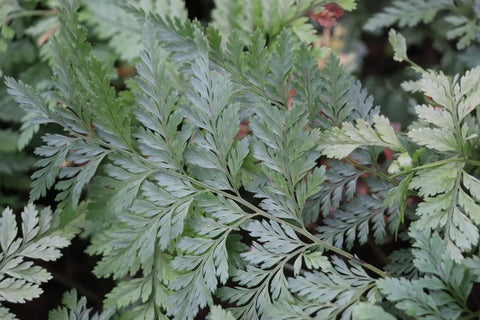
[1,0,480,318]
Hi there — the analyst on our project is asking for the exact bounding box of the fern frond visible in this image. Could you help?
[385,248,419,279]
[6,0,132,217]
[8,2,452,320]
[183,46,248,191]
[402,67,480,260]
[208,305,236,320]
[218,219,325,319]
[366,0,480,49]
[49,289,114,320]
[319,115,405,159]
[352,302,396,320]
[317,55,353,128]
[377,229,476,319]
[276,257,376,319]
[249,102,325,223]
[81,0,187,61]
[0,204,76,319]
[317,194,388,250]
[364,0,452,31]
[133,21,191,172]
[318,159,364,217]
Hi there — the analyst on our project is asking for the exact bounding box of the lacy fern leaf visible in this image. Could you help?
[0,204,76,319]
[49,290,114,320]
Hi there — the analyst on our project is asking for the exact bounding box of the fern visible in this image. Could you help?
[270,257,377,319]
[7,1,393,319]
[0,2,54,209]
[364,0,453,31]
[0,204,78,319]
[377,229,478,319]
[6,0,480,319]
[365,0,480,50]
[80,0,187,61]
[320,64,480,261]
[49,290,114,320]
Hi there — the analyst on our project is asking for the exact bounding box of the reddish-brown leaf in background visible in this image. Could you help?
[309,4,344,28]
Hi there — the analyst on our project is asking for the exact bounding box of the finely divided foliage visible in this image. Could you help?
[0,204,77,319]
[365,0,480,50]
[4,0,480,320]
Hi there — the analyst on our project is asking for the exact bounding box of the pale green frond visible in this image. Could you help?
[249,103,324,222]
[0,204,77,317]
[208,305,236,320]
[408,127,458,152]
[378,229,476,319]
[49,289,114,320]
[445,15,477,49]
[388,29,408,63]
[352,303,396,320]
[414,104,454,129]
[317,54,353,129]
[316,194,388,250]
[455,66,480,120]
[319,115,404,159]
[285,257,376,320]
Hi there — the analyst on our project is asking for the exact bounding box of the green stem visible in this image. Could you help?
[2,9,55,26]
[458,311,480,320]
[390,157,464,179]
[465,158,480,167]
[452,99,467,159]
[344,157,396,184]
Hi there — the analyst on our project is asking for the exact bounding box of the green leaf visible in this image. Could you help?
[455,66,480,121]
[385,248,419,279]
[317,54,353,128]
[352,302,396,320]
[249,103,323,222]
[364,0,452,32]
[285,257,375,319]
[445,15,476,49]
[317,195,388,250]
[388,29,407,62]
[49,289,114,320]
[378,229,476,319]
[208,305,236,320]
[414,104,454,129]
[0,306,16,320]
[377,277,444,319]
[319,115,404,159]
[81,0,187,61]
[383,174,413,236]
[408,127,458,152]
[0,204,76,315]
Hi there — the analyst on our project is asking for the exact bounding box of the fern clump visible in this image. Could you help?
[5,0,480,319]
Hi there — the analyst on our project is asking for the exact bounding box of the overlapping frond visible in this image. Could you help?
[0,204,77,319]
